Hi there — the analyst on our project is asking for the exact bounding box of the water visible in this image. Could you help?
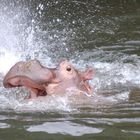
[0,0,140,139]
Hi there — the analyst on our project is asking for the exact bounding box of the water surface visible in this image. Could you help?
[0,0,140,139]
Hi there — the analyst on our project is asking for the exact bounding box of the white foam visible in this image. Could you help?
[0,94,72,112]
[90,61,140,89]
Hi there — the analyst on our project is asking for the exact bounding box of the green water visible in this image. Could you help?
[0,0,140,139]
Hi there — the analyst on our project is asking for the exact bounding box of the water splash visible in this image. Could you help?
[0,49,20,74]
[0,1,140,113]
[0,13,21,74]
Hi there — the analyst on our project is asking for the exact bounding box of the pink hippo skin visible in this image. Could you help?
[3,60,94,98]
[3,59,57,98]
[45,60,94,96]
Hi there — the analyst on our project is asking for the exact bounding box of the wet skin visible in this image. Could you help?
[46,61,94,95]
[3,60,94,98]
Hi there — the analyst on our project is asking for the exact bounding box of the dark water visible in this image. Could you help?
[0,0,140,139]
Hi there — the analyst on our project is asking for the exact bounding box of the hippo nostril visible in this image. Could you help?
[66,67,71,72]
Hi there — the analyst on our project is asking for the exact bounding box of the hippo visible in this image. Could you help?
[3,59,57,98]
[3,60,94,98]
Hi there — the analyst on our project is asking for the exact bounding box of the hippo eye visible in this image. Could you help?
[66,66,72,72]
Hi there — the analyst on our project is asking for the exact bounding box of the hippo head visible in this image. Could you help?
[47,60,94,95]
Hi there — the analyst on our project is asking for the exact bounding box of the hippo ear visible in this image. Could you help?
[81,67,94,81]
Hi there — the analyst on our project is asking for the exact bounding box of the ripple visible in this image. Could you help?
[26,121,103,136]
[122,130,140,135]
[0,122,10,129]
